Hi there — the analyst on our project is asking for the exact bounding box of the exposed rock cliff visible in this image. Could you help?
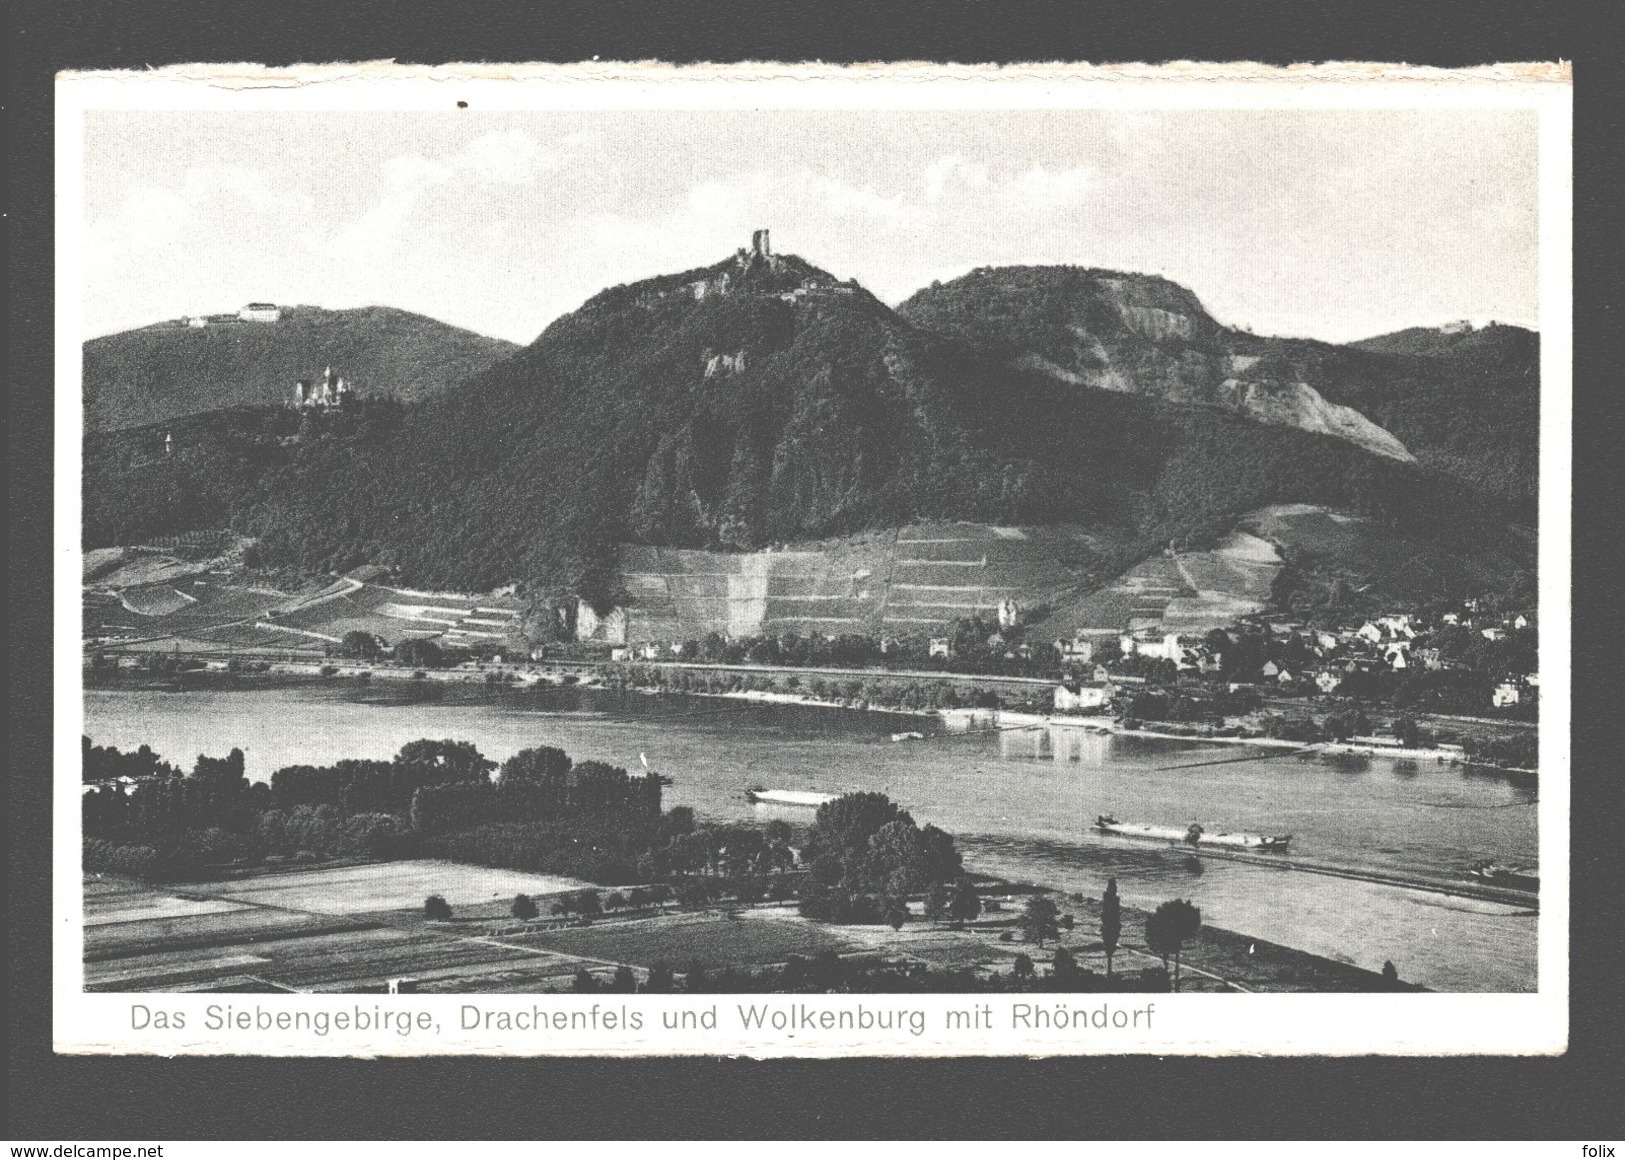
[898,265,1415,462]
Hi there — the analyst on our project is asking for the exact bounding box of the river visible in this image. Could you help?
[82,681,1539,992]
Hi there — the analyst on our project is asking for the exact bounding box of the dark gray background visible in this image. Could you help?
[10,0,1621,1141]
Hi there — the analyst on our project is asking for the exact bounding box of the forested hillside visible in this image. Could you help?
[84,306,518,431]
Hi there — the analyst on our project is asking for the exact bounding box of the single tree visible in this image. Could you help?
[1381,960,1400,989]
[576,890,602,921]
[644,961,674,993]
[923,880,950,924]
[1020,894,1061,948]
[1012,952,1035,980]
[1145,899,1202,991]
[510,893,538,920]
[498,745,571,786]
[610,964,637,993]
[395,638,444,669]
[423,894,452,921]
[1052,946,1080,986]
[340,630,381,660]
[887,903,908,931]
[571,967,598,992]
[604,891,627,913]
[1100,877,1122,979]
[947,876,982,926]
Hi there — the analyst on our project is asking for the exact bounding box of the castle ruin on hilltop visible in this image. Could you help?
[635,229,859,312]
[291,364,353,410]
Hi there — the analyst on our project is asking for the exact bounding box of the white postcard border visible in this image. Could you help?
[53,61,1572,1057]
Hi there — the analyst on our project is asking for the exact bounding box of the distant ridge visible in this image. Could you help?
[84,305,519,431]
[1347,320,1535,357]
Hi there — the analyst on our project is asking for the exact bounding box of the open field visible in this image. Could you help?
[502,909,856,971]
[205,860,596,915]
[84,861,1403,994]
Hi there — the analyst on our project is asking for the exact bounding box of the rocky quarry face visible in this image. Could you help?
[897,266,1419,462]
[1215,375,1415,462]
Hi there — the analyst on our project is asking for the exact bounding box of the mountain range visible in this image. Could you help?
[81,242,1538,615]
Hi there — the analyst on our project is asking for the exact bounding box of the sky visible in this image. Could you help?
[81,108,1540,345]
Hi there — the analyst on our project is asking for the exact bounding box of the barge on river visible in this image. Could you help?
[745,788,840,808]
[1094,814,1292,852]
[1467,861,1538,892]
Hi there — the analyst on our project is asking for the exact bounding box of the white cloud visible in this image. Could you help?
[923,156,989,203]
[1000,163,1092,209]
[329,130,572,263]
[88,164,310,253]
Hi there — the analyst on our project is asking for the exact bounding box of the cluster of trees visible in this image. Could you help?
[82,736,178,783]
[1116,684,1262,726]
[1391,667,1533,720]
[422,817,666,886]
[603,664,1041,713]
[574,950,1173,995]
[795,792,967,927]
[80,737,670,884]
[661,616,1067,681]
[1461,732,1538,771]
[332,633,459,670]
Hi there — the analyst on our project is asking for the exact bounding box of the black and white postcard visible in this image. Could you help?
[55,61,1572,1057]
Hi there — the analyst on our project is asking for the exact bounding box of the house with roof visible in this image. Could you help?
[1053,683,1112,713]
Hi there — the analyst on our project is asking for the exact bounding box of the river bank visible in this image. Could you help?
[87,657,1531,773]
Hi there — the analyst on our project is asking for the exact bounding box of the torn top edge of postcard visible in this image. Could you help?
[58,59,1573,89]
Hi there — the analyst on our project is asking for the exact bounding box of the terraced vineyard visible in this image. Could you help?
[617,523,1104,641]
[88,567,527,656]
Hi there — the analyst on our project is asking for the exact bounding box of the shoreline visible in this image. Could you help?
[85,660,1537,773]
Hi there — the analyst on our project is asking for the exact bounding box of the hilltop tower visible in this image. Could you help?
[752,229,771,260]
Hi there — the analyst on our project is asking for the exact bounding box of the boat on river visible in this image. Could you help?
[1467,861,1538,892]
[745,787,839,808]
[1094,814,1292,852]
